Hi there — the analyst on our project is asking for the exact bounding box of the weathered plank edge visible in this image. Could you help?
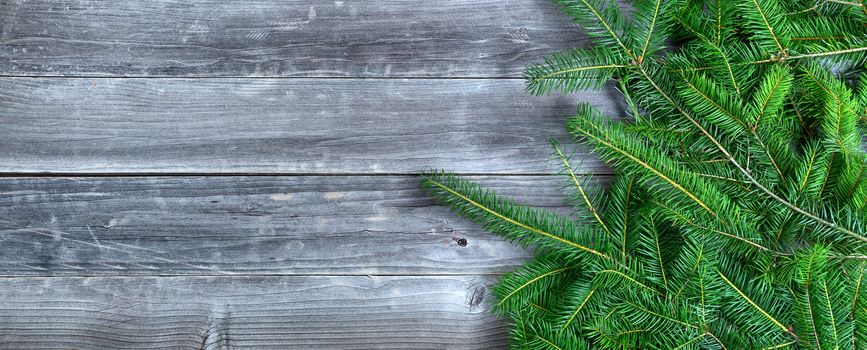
[0,175,611,277]
[0,0,585,78]
[0,77,619,175]
[0,275,508,349]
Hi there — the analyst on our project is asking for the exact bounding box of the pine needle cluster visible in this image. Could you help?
[424,0,867,348]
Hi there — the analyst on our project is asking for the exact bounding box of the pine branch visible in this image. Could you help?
[551,141,611,235]
[674,14,742,95]
[595,269,660,295]
[424,0,867,347]
[524,47,628,96]
[495,254,577,312]
[717,269,791,334]
[741,0,791,55]
[632,0,671,61]
[559,285,597,330]
[423,172,611,258]
[647,55,867,241]
[569,103,723,217]
[553,0,636,60]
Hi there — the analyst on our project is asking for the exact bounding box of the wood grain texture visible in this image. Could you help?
[0,175,599,276]
[0,275,506,349]
[0,1,615,347]
[0,0,584,77]
[0,78,620,174]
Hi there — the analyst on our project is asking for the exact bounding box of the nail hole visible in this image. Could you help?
[457,238,468,247]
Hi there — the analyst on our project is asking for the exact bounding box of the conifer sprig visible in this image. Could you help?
[424,0,867,348]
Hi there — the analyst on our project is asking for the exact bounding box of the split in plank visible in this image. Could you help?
[0,0,584,77]
[0,275,505,349]
[0,78,620,174]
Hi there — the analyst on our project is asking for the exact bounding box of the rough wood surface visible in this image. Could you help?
[0,175,595,276]
[0,275,506,349]
[0,0,584,77]
[0,0,616,347]
[0,78,618,174]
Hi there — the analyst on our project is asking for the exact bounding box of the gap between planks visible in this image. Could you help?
[0,273,506,278]
[0,172,612,178]
[0,76,528,80]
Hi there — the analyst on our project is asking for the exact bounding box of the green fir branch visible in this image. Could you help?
[423,0,867,347]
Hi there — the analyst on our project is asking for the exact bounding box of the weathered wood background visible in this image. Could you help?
[0,1,618,348]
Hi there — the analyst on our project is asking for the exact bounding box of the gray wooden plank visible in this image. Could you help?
[0,275,506,349]
[0,78,619,174]
[0,0,584,77]
[0,175,598,276]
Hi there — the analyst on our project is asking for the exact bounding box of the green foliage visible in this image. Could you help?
[423,0,867,348]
